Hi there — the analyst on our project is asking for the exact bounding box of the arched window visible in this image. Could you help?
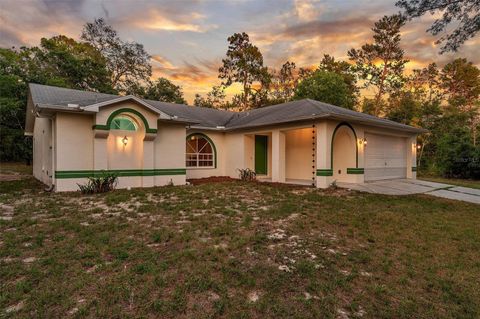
[186,134,215,167]
[110,116,137,131]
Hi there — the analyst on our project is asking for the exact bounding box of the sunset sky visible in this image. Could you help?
[1,0,479,103]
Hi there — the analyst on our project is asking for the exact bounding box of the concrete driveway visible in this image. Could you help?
[337,179,480,205]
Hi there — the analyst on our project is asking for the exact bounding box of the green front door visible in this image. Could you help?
[255,135,268,175]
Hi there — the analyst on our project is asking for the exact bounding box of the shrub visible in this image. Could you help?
[237,168,256,181]
[78,171,118,194]
[435,127,475,178]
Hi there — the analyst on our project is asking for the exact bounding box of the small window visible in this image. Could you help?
[110,117,137,131]
[186,135,214,168]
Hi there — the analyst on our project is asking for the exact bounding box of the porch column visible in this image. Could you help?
[271,130,286,183]
[143,133,156,187]
[93,130,109,171]
[315,122,333,188]
[406,136,417,179]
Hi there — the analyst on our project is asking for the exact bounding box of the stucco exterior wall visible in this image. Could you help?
[32,117,54,186]
[316,119,417,188]
[95,102,158,130]
[155,123,186,186]
[51,101,187,191]
[55,112,94,191]
[285,128,313,181]
[32,99,419,191]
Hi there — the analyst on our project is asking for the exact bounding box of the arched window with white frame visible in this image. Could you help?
[186,134,215,168]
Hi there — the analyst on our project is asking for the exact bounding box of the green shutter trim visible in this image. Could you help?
[186,132,217,168]
[55,169,186,179]
[316,169,333,176]
[331,122,358,169]
[93,108,158,134]
[347,168,364,174]
[412,167,417,172]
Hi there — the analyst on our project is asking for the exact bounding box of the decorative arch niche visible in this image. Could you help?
[331,122,359,181]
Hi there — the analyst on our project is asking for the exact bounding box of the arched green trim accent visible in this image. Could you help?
[331,122,358,169]
[186,132,217,169]
[93,108,157,134]
[111,117,137,131]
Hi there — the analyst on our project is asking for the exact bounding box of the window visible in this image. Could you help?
[110,117,137,131]
[186,134,214,168]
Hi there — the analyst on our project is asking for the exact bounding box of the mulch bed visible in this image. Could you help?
[187,176,238,185]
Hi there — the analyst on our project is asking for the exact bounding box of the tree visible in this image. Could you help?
[218,32,270,110]
[348,15,408,116]
[0,38,114,161]
[396,0,480,53]
[293,71,355,109]
[270,61,297,103]
[434,114,476,178]
[38,36,114,92]
[318,54,359,106]
[128,78,186,104]
[440,58,480,145]
[81,18,152,93]
[193,85,226,108]
[405,63,443,165]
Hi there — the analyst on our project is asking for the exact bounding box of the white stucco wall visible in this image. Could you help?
[316,119,417,188]
[155,123,186,186]
[285,127,313,181]
[332,126,358,183]
[51,101,187,191]
[54,112,94,191]
[34,99,418,191]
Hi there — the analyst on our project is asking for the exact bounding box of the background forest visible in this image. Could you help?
[1,1,479,179]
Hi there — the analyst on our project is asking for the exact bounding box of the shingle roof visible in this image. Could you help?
[28,83,425,133]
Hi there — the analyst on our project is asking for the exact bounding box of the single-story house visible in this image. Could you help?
[25,83,425,192]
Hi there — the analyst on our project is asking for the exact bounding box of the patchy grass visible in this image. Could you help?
[1,165,480,318]
[418,175,480,190]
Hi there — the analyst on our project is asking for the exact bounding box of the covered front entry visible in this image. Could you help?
[365,133,407,181]
[255,135,268,175]
[248,127,314,185]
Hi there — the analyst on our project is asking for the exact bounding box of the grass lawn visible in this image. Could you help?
[418,175,480,190]
[1,165,480,318]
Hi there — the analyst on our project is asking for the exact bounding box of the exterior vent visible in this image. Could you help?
[216,126,225,129]
[67,103,79,108]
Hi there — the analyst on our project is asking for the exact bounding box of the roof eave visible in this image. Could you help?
[82,95,175,120]
[327,114,426,134]
[224,114,330,131]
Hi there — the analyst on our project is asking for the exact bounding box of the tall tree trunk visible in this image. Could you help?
[243,76,248,110]
[374,62,389,116]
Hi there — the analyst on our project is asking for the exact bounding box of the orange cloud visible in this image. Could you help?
[125,9,217,32]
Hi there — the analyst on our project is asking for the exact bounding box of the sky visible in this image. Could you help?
[1,0,479,103]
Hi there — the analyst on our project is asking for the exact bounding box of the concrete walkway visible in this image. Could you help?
[337,179,480,205]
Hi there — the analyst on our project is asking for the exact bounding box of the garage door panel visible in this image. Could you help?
[365,133,407,181]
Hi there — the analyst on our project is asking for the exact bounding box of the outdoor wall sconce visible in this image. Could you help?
[358,138,367,146]
[413,142,421,150]
[122,136,128,146]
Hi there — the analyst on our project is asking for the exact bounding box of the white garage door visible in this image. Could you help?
[365,133,407,181]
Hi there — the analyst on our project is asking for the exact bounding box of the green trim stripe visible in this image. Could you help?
[55,169,186,179]
[316,169,333,176]
[412,167,417,172]
[93,108,158,134]
[347,168,364,174]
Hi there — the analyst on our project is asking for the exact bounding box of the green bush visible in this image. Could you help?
[237,168,256,181]
[435,127,476,178]
[78,171,118,194]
